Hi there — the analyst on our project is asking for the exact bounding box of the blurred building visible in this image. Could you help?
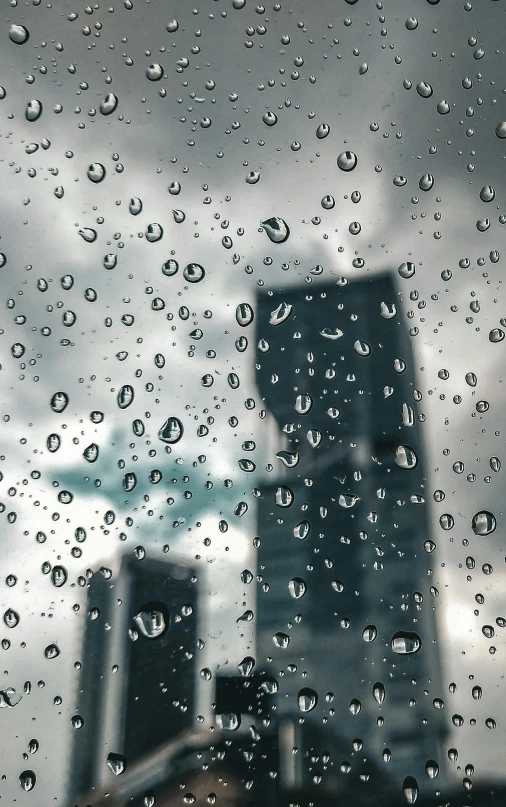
[69,554,198,803]
[253,272,448,799]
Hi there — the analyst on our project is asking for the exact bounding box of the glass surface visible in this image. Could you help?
[1,0,505,805]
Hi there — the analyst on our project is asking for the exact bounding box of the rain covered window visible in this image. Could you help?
[1,1,506,806]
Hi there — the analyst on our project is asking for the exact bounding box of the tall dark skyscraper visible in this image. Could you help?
[253,273,447,799]
[69,554,198,804]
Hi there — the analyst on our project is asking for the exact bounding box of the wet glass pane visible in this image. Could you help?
[1,1,505,805]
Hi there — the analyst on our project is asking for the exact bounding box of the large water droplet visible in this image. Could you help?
[146,223,163,242]
[236,303,254,326]
[395,444,419,470]
[403,776,419,804]
[495,121,506,139]
[118,385,134,409]
[9,24,30,44]
[295,393,313,414]
[26,99,43,122]
[133,603,168,639]
[391,631,421,654]
[19,771,36,792]
[261,217,290,243]
[4,608,19,629]
[472,510,496,536]
[316,123,330,138]
[217,713,241,730]
[87,163,106,183]
[337,151,357,171]
[183,263,205,283]
[288,577,306,599]
[44,643,61,659]
[269,301,292,325]
[275,486,294,507]
[158,416,183,443]
[373,681,385,704]
[298,687,318,713]
[50,391,69,413]
[294,520,310,539]
[146,63,164,81]
[416,81,433,98]
[83,443,99,463]
[100,93,118,115]
[107,752,127,776]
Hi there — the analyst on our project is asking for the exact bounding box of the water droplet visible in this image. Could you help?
[118,385,134,409]
[146,223,163,242]
[162,259,179,276]
[129,197,143,215]
[337,151,357,171]
[419,173,434,191]
[354,339,371,357]
[349,698,361,715]
[316,123,330,139]
[294,520,310,539]
[9,24,30,44]
[100,93,118,115]
[262,111,278,126]
[19,771,36,792]
[236,303,254,326]
[472,510,496,536]
[320,327,343,340]
[339,492,359,508]
[238,656,255,676]
[276,450,299,468]
[44,643,60,659]
[480,185,495,202]
[495,121,506,139]
[173,209,186,223]
[425,760,439,779]
[87,163,106,183]
[217,713,241,730]
[391,631,421,654]
[437,99,450,115]
[83,443,99,463]
[416,81,433,98]
[489,328,505,343]
[395,444,419,470]
[321,194,335,209]
[183,263,205,283]
[261,217,290,243]
[362,625,377,642]
[273,631,290,648]
[52,566,67,587]
[26,99,43,122]
[373,682,385,704]
[79,228,97,243]
[393,175,407,187]
[269,301,292,325]
[295,393,313,415]
[405,17,418,29]
[288,577,306,599]
[50,391,69,413]
[398,261,415,278]
[403,776,419,804]
[107,752,127,776]
[158,417,183,444]
[307,429,322,448]
[4,609,19,629]
[275,486,294,507]
[298,687,318,713]
[133,603,168,639]
[146,63,164,81]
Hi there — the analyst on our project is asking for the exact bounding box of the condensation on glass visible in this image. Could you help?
[0,1,505,805]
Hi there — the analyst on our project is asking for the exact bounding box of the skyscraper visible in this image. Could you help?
[254,273,447,801]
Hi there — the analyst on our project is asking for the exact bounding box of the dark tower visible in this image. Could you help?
[254,273,446,799]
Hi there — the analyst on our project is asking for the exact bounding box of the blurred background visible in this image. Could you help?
[0,0,505,804]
